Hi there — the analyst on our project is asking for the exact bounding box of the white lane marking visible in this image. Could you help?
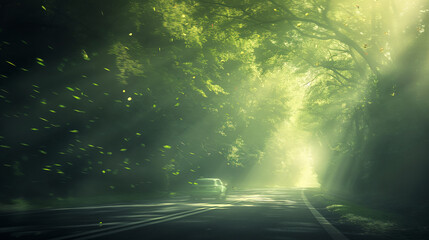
[48,200,240,240]
[301,190,349,240]
[78,207,216,240]
[48,207,210,240]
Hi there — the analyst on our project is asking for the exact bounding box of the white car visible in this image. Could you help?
[190,178,227,200]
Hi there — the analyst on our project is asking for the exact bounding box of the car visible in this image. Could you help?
[190,178,227,200]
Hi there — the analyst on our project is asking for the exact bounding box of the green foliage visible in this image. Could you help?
[1,0,428,203]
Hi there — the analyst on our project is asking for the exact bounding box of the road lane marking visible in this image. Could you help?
[78,207,217,240]
[48,200,240,240]
[48,207,212,240]
[301,190,349,240]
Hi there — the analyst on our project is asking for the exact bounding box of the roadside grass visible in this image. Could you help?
[0,192,173,212]
[306,189,404,235]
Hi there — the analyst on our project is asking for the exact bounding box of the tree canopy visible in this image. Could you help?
[1,0,428,203]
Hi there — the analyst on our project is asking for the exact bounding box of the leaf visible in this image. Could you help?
[31,128,39,131]
[120,149,127,152]
[66,87,74,92]
[70,130,79,133]
[72,95,81,100]
[163,145,172,149]
[6,61,16,67]
[0,145,11,149]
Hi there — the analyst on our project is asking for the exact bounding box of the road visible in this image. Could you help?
[0,189,347,240]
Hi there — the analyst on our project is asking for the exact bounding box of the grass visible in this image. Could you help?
[306,189,405,235]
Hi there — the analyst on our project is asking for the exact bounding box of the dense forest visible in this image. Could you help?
[1,0,428,205]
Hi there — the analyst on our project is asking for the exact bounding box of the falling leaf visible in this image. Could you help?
[36,58,45,66]
[42,5,47,11]
[72,95,81,100]
[20,143,29,146]
[0,145,11,149]
[81,49,90,61]
[59,105,66,108]
[104,68,110,71]
[163,145,172,149]
[6,61,16,67]
[31,128,39,131]
[66,87,74,92]
[39,150,47,154]
[120,149,127,152]
[70,130,79,133]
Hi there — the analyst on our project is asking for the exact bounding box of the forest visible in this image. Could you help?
[1,0,428,207]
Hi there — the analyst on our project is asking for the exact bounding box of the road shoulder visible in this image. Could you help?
[304,188,429,240]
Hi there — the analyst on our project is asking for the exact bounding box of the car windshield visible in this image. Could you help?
[196,179,217,185]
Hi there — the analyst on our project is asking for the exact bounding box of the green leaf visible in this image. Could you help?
[163,145,172,149]
[6,61,16,67]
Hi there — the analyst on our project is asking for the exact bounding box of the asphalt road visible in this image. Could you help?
[0,189,345,240]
